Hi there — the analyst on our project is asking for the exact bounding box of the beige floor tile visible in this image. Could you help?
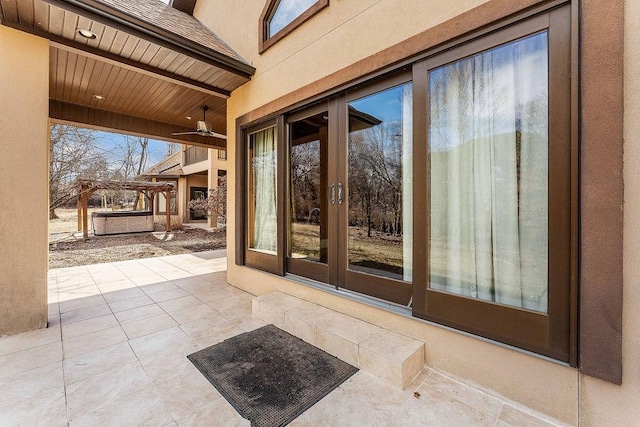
[301,386,394,426]
[188,286,237,304]
[63,341,137,386]
[388,372,503,427]
[138,350,198,385]
[48,302,60,316]
[212,295,253,320]
[61,314,119,340]
[108,294,154,312]
[96,278,137,292]
[114,303,165,324]
[180,316,266,348]
[129,326,200,361]
[498,404,559,427]
[176,397,250,427]
[171,276,209,288]
[59,294,106,313]
[57,288,103,304]
[60,303,112,325]
[0,341,63,379]
[159,295,204,313]
[63,325,128,358]
[0,323,61,356]
[140,281,180,295]
[155,362,223,421]
[149,288,190,303]
[66,361,173,426]
[121,313,179,340]
[0,386,67,427]
[3,361,64,401]
[167,303,221,325]
[102,287,146,303]
[130,273,171,286]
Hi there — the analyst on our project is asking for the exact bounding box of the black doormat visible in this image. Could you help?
[187,324,358,427]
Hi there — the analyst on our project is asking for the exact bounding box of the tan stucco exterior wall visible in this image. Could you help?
[195,0,637,424]
[195,0,490,113]
[577,0,640,424]
[0,25,50,335]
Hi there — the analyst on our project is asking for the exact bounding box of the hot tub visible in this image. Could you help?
[91,211,155,236]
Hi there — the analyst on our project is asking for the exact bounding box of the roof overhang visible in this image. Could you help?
[0,0,255,148]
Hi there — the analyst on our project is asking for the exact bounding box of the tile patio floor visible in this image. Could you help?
[1,250,562,426]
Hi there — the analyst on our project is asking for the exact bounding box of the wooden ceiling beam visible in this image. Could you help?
[50,100,227,149]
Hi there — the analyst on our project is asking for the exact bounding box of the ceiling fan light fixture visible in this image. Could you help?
[78,29,97,39]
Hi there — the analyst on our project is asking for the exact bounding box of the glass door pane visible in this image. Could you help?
[289,111,329,264]
[343,82,413,304]
[248,126,278,255]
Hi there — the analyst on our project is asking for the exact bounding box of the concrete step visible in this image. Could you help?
[252,291,425,389]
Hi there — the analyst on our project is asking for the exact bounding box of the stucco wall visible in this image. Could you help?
[194,0,636,424]
[0,26,50,335]
[577,0,640,424]
[196,0,489,114]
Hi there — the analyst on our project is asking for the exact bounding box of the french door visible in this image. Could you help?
[286,72,414,306]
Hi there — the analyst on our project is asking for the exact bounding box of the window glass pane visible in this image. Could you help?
[348,83,413,282]
[248,127,278,254]
[289,112,328,263]
[428,32,549,312]
[268,0,317,37]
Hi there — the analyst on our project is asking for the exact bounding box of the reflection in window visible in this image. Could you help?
[348,83,413,282]
[429,32,549,312]
[289,112,328,264]
[268,0,317,37]
[248,127,278,254]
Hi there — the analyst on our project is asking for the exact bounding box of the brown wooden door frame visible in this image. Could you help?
[337,71,414,306]
[285,101,334,285]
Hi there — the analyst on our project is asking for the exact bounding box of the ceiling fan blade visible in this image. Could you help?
[171,131,199,136]
[205,132,227,139]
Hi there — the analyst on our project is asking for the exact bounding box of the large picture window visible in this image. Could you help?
[239,6,574,363]
[428,32,549,313]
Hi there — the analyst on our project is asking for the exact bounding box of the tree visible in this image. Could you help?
[187,175,227,225]
[49,124,105,218]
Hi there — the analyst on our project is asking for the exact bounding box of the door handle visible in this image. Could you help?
[337,183,343,205]
[330,183,336,205]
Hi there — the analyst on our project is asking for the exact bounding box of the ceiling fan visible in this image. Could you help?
[172,106,227,139]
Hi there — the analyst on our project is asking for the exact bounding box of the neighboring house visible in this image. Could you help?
[139,145,227,228]
[0,0,637,425]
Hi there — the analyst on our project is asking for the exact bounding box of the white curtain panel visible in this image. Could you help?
[429,32,549,313]
[251,127,278,253]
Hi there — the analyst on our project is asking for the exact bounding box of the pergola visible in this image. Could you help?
[76,179,175,240]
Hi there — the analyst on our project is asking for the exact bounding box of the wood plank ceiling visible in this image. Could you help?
[0,0,254,147]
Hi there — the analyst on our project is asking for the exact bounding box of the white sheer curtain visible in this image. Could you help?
[251,127,277,253]
[429,33,548,312]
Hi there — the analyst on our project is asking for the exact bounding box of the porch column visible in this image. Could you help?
[165,190,171,232]
[0,26,50,335]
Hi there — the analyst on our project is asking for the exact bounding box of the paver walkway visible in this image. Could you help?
[1,250,561,426]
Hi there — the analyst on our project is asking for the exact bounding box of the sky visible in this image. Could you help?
[94,130,173,171]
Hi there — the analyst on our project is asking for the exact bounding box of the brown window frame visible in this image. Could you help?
[239,3,577,366]
[259,0,329,54]
[238,118,286,275]
[411,7,575,363]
